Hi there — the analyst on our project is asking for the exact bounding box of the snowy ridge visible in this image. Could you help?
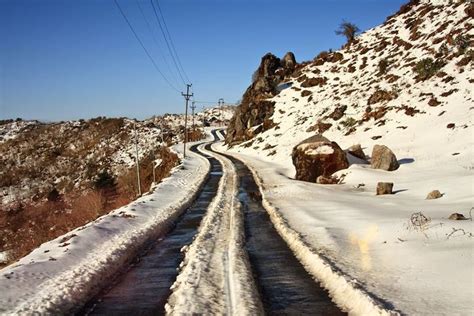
[0,138,211,314]
[166,136,262,315]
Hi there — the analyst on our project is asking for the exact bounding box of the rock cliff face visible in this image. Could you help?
[225,52,297,145]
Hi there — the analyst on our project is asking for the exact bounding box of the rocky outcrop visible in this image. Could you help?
[292,136,349,182]
[226,52,298,145]
[368,90,397,105]
[371,144,400,171]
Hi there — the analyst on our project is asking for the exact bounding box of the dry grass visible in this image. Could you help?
[0,145,179,266]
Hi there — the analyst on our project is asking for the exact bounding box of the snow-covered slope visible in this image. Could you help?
[224,1,474,314]
[230,0,473,169]
[197,105,236,126]
[0,137,211,314]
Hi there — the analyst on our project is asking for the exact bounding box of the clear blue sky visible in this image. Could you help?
[0,0,406,121]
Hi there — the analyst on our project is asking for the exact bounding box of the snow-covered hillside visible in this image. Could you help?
[229,0,472,168]
[1,118,162,208]
[224,0,474,314]
[0,112,209,266]
[197,105,236,126]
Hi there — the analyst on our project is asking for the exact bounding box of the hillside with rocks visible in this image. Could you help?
[226,0,472,175]
[0,114,207,265]
[223,0,473,314]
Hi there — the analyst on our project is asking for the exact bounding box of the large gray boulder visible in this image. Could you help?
[292,136,349,182]
[371,144,399,171]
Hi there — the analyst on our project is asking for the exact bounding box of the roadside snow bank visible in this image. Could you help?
[0,139,211,315]
[216,143,398,315]
[167,139,262,315]
[219,141,473,315]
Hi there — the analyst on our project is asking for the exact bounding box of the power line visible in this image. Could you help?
[150,0,188,86]
[154,0,191,84]
[114,0,180,92]
[134,0,181,88]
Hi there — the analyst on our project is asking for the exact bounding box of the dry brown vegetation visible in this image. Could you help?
[0,145,179,266]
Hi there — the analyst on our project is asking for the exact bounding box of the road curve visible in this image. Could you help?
[213,129,345,315]
[78,141,222,315]
[79,130,345,315]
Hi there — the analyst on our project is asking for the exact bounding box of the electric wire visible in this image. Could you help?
[114,0,180,92]
[154,0,191,84]
[134,0,181,88]
[150,0,188,86]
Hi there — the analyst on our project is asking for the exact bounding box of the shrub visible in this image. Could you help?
[454,34,470,54]
[438,43,449,56]
[335,21,360,44]
[414,58,445,80]
[94,170,117,190]
[46,188,61,202]
[341,117,357,128]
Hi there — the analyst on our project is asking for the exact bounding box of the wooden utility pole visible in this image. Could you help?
[218,98,224,126]
[134,122,142,196]
[191,101,196,129]
[182,84,193,158]
[152,151,156,184]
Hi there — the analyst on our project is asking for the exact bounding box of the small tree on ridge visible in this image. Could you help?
[335,20,360,44]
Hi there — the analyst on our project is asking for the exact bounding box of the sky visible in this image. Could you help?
[0,0,407,121]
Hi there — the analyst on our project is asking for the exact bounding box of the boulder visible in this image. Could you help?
[328,105,347,121]
[348,144,366,160]
[306,121,332,134]
[292,137,349,182]
[448,213,466,220]
[368,90,396,105]
[301,77,327,88]
[371,145,399,171]
[376,182,393,195]
[316,175,339,185]
[426,190,442,200]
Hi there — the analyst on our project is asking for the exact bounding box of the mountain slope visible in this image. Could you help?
[223,1,473,314]
[227,0,472,170]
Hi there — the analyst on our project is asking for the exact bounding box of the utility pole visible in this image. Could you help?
[218,98,224,126]
[134,122,142,196]
[191,101,196,130]
[152,151,156,184]
[181,84,193,158]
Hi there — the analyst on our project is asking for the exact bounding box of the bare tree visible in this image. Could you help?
[335,20,360,43]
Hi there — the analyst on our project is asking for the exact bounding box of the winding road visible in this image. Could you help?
[79,130,343,315]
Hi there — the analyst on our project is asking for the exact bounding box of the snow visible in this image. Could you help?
[221,1,474,314]
[218,143,474,315]
[0,120,38,144]
[166,134,262,314]
[0,136,212,314]
[300,143,335,156]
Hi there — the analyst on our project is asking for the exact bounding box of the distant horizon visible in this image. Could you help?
[0,0,407,121]
[1,103,237,122]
